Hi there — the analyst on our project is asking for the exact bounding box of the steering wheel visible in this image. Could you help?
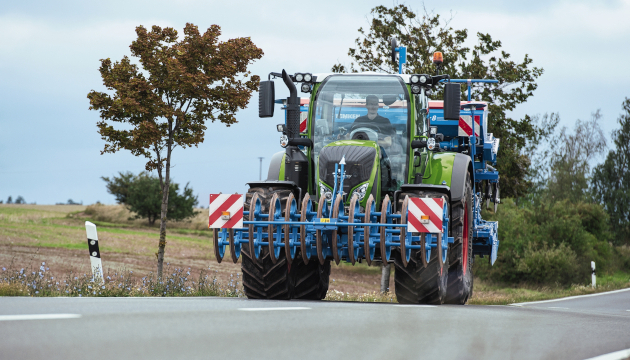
[350,127,379,142]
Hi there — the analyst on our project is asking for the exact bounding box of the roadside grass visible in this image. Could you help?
[0,261,242,298]
[2,204,628,303]
[469,273,630,305]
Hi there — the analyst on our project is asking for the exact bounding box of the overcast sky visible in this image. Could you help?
[1,0,629,205]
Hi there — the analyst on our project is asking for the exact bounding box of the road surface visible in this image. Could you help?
[1,289,629,360]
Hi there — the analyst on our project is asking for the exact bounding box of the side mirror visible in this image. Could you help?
[259,80,275,118]
[443,83,460,120]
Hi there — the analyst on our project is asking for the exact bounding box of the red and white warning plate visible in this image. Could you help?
[407,197,445,233]
[209,194,244,229]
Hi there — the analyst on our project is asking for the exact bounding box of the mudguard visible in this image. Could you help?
[266,151,285,181]
[450,153,473,203]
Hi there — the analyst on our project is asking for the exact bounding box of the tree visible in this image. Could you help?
[592,98,630,245]
[88,24,263,277]
[6,196,12,204]
[546,111,607,203]
[103,172,199,225]
[14,196,25,204]
[334,4,546,198]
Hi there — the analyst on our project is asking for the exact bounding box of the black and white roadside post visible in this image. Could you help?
[85,221,104,283]
[591,261,596,288]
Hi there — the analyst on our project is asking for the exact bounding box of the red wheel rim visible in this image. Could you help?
[463,200,469,275]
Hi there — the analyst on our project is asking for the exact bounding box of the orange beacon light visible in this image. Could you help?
[433,51,443,66]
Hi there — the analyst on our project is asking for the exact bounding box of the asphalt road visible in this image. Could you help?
[1,289,630,360]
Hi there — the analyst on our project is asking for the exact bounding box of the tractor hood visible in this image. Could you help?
[317,140,380,206]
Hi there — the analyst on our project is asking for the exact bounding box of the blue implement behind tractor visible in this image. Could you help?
[211,44,501,304]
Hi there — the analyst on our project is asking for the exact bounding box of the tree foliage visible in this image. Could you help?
[592,98,630,245]
[334,4,546,198]
[546,111,607,203]
[103,172,198,225]
[88,23,263,276]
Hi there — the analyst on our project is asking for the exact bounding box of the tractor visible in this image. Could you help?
[210,42,500,304]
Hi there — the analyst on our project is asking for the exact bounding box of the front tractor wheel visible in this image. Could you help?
[444,172,474,304]
[394,191,449,305]
[240,187,330,300]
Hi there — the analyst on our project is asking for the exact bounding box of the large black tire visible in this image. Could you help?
[241,187,293,299]
[394,191,449,304]
[241,186,331,300]
[290,255,331,300]
[444,172,474,304]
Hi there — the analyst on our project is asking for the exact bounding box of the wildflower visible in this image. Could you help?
[35,291,39,294]
[88,285,92,289]
[74,277,78,280]
[79,294,82,297]
[2,267,5,271]
[106,276,111,280]
[102,286,105,289]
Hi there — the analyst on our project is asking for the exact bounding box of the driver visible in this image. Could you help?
[350,95,396,147]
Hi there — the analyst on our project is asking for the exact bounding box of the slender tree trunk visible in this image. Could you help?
[156,141,173,279]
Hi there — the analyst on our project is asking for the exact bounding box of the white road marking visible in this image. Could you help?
[238,307,310,311]
[0,314,81,321]
[509,287,630,307]
[394,305,437,308]
[583,347,630,360]
[548,307,569,309]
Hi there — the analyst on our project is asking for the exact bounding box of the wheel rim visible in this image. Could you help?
[363,195,375,266]
[284,193,296,265]
[300,193,312,265]
[248,193,260,259]
[316,195,328,265]
[213,228,222,263]
[347,195,359,265]
[268,193,282,264]
[331,194,343,265]
[380,195,391,263]
[229,229,239,263]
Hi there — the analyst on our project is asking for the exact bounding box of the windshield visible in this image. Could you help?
[312,75,410,191]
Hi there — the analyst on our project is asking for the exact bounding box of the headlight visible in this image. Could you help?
[410,75,419,83]
[419,75,427,83]
[351,183,369,201]
[319,182,332,201]
[411,85,421,94]
[295,73,304,82]
[280,134,288,148]
[303,73,312,82]
[301,83,311,92]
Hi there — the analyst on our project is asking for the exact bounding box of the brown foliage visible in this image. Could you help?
[87,23,263,277]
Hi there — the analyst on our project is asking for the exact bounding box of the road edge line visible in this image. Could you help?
[509,287,630,307]
[583,347,630,360]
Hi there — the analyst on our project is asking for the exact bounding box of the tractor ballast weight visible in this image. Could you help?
[211,46,501,304]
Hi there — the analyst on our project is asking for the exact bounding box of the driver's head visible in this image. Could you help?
[365,95,379,116]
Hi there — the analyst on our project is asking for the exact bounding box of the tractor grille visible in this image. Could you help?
[318,145,376,195]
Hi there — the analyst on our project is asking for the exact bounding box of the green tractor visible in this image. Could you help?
[210,46,500,305]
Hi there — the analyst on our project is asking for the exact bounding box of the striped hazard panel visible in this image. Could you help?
[209,194,244,229]
[300,111,308,133]
[458,115,480,137]
[407,197,445,233]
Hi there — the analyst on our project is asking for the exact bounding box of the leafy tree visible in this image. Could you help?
[88,23,263,277]
[103,172,199,225]
[545,110,607,203]
[6,196,12,204]
[592,98,630,245]
[334,4,546,198]
[102,172,134,204]
[14,196,25,204]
